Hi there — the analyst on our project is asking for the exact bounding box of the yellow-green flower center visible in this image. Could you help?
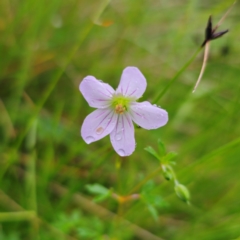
[111,94,133,114]
[115,104,126,114]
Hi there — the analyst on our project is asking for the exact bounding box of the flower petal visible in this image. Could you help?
[130,101,168,129]
[81,108,118,144]
[110,113,135,157]
[80,76,115,108]
[116,67,147,99]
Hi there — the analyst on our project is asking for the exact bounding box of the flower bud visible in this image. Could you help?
[162,165,173,181]
[174,183,190,203]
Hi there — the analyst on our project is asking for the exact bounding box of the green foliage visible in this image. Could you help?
[85,183,112,202]
[145,139,177,165]
[52,210,133,240]
[157,139,166,157]
[144,146,160,160]
[141,180,169,221]
[53,211,105,239]
[0,232,20,240]
[1,0,240,239]
[145,140,191,204]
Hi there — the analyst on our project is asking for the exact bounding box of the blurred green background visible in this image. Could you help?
[0,0,240,239]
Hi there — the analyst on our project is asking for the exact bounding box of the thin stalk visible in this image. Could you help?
[0,211,36,222]
[212,1,236,33]
[153,47,201,103]
[193,41,210,92]
[128,165,163,195]
[1,0,112,180]
[25,119,38,239]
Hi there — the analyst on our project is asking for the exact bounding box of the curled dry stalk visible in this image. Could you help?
[193,1,236,92]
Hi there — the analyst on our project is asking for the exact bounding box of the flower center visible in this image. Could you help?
[111,94,133,115]
[115,104,126,114]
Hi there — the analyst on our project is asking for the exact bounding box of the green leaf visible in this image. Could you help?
[144,146,160,160]
[85,183,109,195]
[147,204,159,221]
[77,228,99,238]
[93,191,111,203]
[141,181,168,208]
[142,192,167,208]
[141,180,155,193]
[157,139,166,157]
[162,151,178,164]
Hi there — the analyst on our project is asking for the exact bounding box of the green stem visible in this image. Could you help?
[129,165,163,194]
[2,0,112,180]
[25,119,38,239]
[153,46,202,104]
[0,211,36,222]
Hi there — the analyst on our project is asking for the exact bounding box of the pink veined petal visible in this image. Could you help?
[80,76,115,108]
[110,113,135,157]
[81,108,118,144]
[116,67,147,99]
[130,101,168,130]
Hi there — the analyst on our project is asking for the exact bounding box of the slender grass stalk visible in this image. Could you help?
[153,47,202,103]
[0,190,77,240]
[128,165,163,195]
[183,136,240,172]
[16,0,113,152]
[25,153,37,211]
[1,0,112,181]
[25,119,38,238]
[92,0,111,24]
[14,22,93,150]
[192,42,210,92]
[0,211,36,222]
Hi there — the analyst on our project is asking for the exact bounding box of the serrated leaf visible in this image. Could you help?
[144,146,160,160]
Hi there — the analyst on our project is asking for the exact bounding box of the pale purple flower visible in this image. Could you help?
[80,67,168,157]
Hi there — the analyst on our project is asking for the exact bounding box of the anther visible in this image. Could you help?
[115,104,126,114]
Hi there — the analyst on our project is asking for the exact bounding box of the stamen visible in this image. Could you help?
[115,104,126,114]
